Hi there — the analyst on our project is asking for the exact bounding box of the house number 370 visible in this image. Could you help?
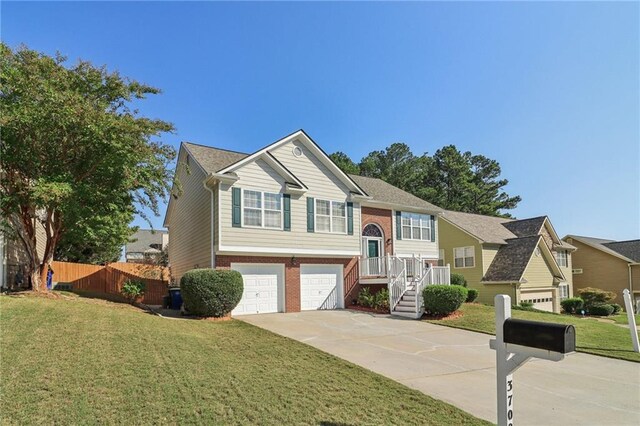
[506,375,514,426]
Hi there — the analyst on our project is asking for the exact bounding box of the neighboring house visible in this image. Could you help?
[438,211,575,313]
[0,220,47,289]
[164,129,447,317]
[125,229,168,264]
[562,235,640,310]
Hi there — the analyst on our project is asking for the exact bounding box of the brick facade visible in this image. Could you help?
[216,255,358,313]
[361,206,393,255]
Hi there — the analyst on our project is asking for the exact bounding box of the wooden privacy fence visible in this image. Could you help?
[51,261,169,305]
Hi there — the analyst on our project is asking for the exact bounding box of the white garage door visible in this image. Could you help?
[300,264,343,310]
[521,290,554,312]
[231,264,284,316]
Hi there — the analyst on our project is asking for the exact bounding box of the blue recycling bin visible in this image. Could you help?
[46,269,53,290]
[169,288,182,310]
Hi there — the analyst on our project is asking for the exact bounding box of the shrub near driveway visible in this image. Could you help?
[180,269,243,317]
[423,285,468,316]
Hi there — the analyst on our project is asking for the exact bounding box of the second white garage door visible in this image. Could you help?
[231,263,284,316]
[300,264,343,310]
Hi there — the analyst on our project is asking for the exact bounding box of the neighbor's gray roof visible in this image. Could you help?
[482,236,543,282]
[442,210,515,244]
[503,216,547,238]
[126,229,167,254]
[603,240,640,262]
[564,235,638,263]
[348,174,443,213]
[183,142,248,174]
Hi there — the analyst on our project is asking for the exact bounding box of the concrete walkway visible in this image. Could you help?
[241,310,640,425]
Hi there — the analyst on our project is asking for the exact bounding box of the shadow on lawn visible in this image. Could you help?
[578,346,638,354]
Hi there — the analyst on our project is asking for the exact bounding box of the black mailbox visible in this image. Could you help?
[503,319,576,353]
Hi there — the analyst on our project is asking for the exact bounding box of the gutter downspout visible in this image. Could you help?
[203,178,216,269]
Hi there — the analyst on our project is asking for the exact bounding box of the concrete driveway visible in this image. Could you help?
[240,310,640,425]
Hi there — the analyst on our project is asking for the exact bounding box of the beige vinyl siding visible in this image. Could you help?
[218,141,360,255]
[520,245,555,289]
[569,239,631,305]
[480,283,517,306]
[391,213,439,258]
[481,244,501,275]
[167,149,212,284]
[437,219,484,286]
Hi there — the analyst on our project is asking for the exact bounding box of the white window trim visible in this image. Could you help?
[400,212,432,241]
[314,199,347,234]
[555,250,568,268]
[453,246,475,269]
[241,188,283,230]
[559,283,569,300]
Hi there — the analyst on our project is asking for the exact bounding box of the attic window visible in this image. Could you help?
[292,146,303,157]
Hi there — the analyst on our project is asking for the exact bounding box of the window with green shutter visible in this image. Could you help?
[307,197,315,232]
[232,187,241,227]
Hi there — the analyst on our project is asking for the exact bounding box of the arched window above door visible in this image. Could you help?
[363,223,383,238]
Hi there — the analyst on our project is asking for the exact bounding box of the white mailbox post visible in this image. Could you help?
[622,289,639,353]
[490,295,575,426]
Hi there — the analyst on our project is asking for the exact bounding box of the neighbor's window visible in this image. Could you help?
[400,213,432,240]
[555,250,568,267]
[454,246,475,268]
[315,199,346,233]
[559,283,569,300]
[243,190,282,229]
[438,249,445,267]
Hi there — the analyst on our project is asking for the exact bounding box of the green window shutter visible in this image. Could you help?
[430,215,436,242]
[232,187,241,228]
[395,211,402,240]
[307,197,315,232]
[283,194,291,231]
[347,202,354,235]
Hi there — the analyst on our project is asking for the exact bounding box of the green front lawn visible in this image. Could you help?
[611,312,640,325]
[425,303,640,363]
[0,295,487,425]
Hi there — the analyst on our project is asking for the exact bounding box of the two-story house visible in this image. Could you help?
[164,130,448,318]
[563,235,640,310]
[438,211,576,313]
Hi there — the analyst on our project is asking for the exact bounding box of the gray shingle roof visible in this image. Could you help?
[564,235,638,262]
[348,174,443,213]
[441,210,515,244]
[183,142,248,174]
[503,216,546,238]
[603,240,640,262]
[482,236,541,282]
[126,229,167,254]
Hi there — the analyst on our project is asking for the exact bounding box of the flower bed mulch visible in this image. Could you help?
[422,310,464,321]
[347,304,389,315]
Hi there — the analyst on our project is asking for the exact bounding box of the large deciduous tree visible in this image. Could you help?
[0,44,175,290]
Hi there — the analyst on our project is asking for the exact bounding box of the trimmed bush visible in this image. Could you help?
[423,285,468,316]
[465,288,478,303]
[588,304,615,316]
[180,269,243,317]
[610,303,622,315]
[561,297,584,314]
[577,287,616,308]
[450,273,467,287]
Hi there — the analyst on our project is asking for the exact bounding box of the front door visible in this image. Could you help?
[366,239,382,275]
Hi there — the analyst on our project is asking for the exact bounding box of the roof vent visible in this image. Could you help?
[292,146,303,158]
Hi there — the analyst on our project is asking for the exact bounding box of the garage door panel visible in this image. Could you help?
[300,265,343,310]
[231,264,284,316]
[521,290,554,312]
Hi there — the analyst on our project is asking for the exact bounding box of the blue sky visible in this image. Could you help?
[3,1,639,240]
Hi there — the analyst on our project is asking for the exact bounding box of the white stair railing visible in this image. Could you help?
[414,267,433,315]
[388,261,407,311]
